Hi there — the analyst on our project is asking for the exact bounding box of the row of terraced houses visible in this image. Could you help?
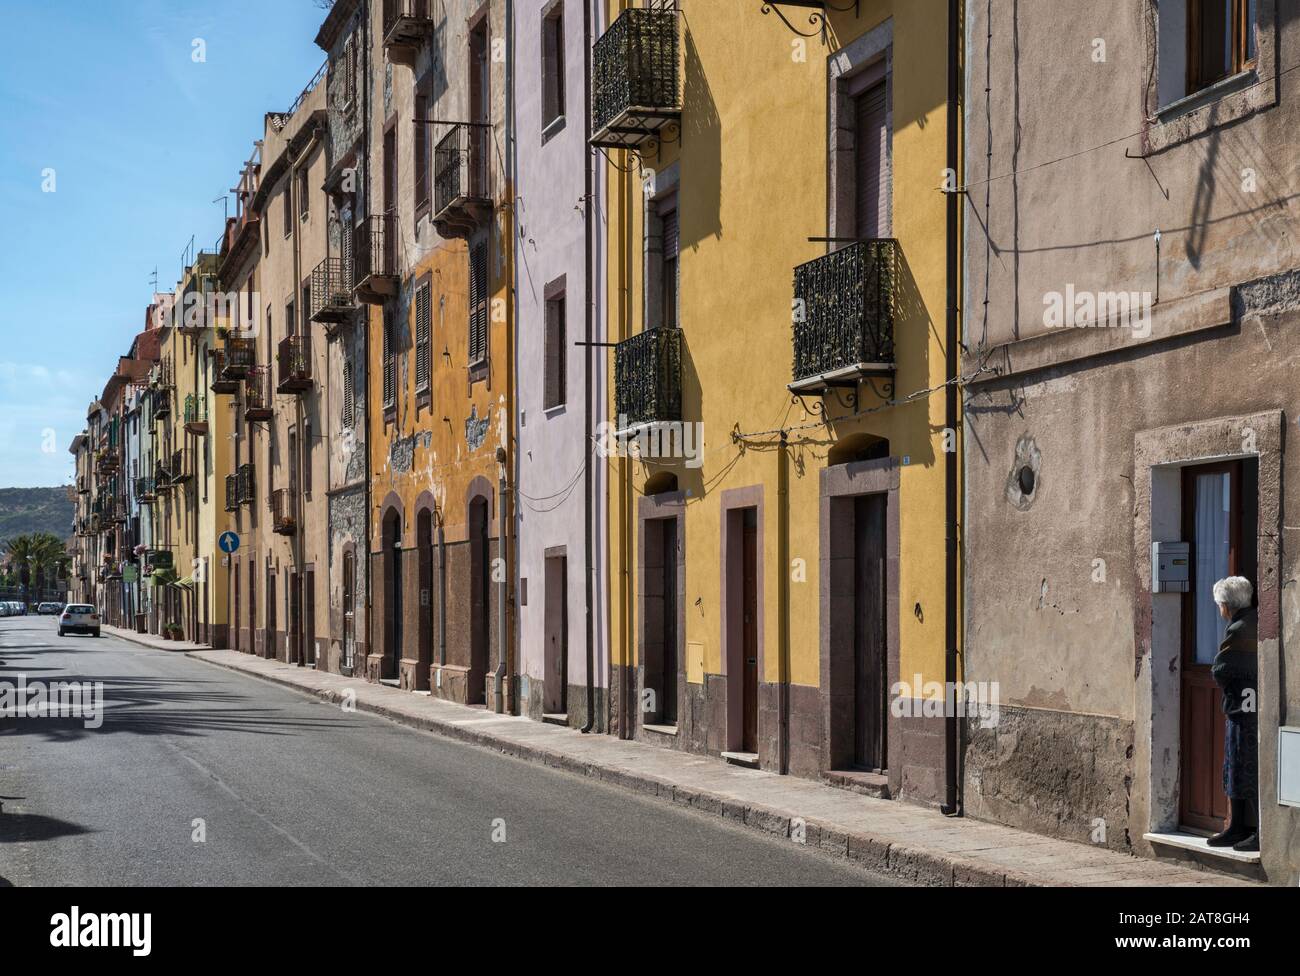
[64,0,1300,884]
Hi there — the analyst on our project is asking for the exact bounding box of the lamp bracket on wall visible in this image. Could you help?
[760,0,859,39]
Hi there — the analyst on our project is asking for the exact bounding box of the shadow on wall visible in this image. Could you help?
[678,23,721,249]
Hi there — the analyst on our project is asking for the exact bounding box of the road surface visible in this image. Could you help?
[0,615,895,886]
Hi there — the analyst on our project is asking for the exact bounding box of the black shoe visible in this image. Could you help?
[1207,824,1249,847]
[1232,832,1259,852]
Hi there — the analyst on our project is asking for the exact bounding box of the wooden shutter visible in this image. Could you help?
[382,312,395,408]
[342,357,354,427]
[341,216,354,287]
[545,294,565,408]
[469,240,488,363]
[660,207,678,329]
[854,82,888,238]
[415,282,432,391]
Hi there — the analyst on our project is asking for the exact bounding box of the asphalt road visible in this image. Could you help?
[0,615,896,886]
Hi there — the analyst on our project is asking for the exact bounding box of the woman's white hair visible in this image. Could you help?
[1213,576,1254,611]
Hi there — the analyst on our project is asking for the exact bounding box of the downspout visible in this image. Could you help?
[507,0,522,713]
[495,455,508,712]
[778,430,790,773]
[361,0,374,676]
[438,521,447,667]
[581,0,596,733]
[942,0,962,817]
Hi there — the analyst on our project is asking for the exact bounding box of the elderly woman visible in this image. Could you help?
[1207,576,1258,852]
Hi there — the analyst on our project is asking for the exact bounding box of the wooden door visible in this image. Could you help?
[742,509,759,753]
[853,494,887,772]
[544,554,568,715]
[661,520,678,726]
[1180,461,1247,831]
[305,569,315,667]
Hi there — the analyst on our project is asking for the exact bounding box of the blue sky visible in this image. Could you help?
[0,0,330,487]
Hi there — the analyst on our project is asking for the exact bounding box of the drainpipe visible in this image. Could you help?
[581,0,597,734]
[494,455,508,712]
[942,0,962,817]
[505,0,518,715]
[361,0,374,678]
[778,430,790,773]
[437,520,447,667]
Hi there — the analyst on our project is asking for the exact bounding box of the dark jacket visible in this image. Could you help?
[1211,607,1258,718]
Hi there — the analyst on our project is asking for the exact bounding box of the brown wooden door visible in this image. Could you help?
[1180,461,1242,831]
[289,571,301,665]
[305,569,315,667]
[853,494,887,772]
[544,554,568,715]
[468,498,489,704]
[661,519,678,726]
[742,509,759,753]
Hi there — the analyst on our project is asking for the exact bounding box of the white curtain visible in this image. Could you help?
[1193,472,1231,665]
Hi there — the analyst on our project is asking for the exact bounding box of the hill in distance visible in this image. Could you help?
[0,486,75,547]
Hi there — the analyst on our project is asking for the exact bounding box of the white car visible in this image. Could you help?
[59,604,101,638]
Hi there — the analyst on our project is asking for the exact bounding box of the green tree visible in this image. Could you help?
[2,532,68,597]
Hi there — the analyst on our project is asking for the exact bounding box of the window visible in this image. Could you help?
[302,278,311,324]
[415,281,432,392]
[304,418,312,495]
[298,168,310,220]
[283,182,293,238]
[468,238,489,363]
[383,307,396,411]
[286,299,296,337]
[542,4,566,129]
[341,36,357,113]
[342,356,355,428]
[660,204,678,330]
[544,287,566,409]
[1158,0,1258,107]
[854,81,888,239]
[414,94,430,213]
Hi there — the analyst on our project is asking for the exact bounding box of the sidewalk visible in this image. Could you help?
[101,623,207,652]
[106,643,1247,888]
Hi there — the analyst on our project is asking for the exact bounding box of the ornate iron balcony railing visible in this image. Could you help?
[353,213,398,294]
[236,463,255,506]
[135,476,155,502]
[433,123,492,237]
[225,474,238,512]
[271,488,296,535]
[591,7,680,148]
[184,393,208,432]
[309,257,354,322]
[244,368,274,422]
[791,239,898,389]
[277,334,312,393]
[614,326,682,430]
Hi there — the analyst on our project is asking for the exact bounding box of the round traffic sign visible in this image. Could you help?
[218,531,241,554]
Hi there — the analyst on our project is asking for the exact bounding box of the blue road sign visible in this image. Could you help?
[218,531,241,554]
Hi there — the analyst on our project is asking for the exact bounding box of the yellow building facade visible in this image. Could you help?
[602,0,960,804]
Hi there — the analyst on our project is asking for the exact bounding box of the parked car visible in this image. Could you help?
[58,604,101,638]
[37,602,62,615]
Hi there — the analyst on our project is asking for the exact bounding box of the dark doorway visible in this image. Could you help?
[643,517,679,727]
[383,510,403,682]
[267,571,277,660]
[544,551,568,715]
[304,568,316,667]
[416,510,433,691]
[741,508,759,753]
[468,496,490,705]
[853,494,888,772]
[234,562,241,653]
[342,551,355,674]
[288,571,301,665]
[1180,458,1257,832]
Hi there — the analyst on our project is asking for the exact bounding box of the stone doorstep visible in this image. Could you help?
[182,649,1262,889]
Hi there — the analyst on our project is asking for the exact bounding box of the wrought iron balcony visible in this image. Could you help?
[382,0,433,67]
[77,475,89,494]
[236,463,255,506]
[353,213,399,304]
[277,334,312,393]
[433,123,492,239]
[789,239,898,394]
[135,476,156,502]
[614,326,682,431]
[244,368,274,422]
[271,488,296,535]
[591,7,680,149]
[184,393,209,434]
[309,257,355,323]
[152,385,172,420]
[155,459,173,492]
[213,336,256,394]
[170,448,194,485]
[225,474,238,512]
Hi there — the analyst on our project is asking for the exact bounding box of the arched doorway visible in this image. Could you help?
[468,495,490,705]
[383,507,403,682]
[415,507,434,691]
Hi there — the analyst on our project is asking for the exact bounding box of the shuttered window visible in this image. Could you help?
[415,281,432,392]
[341,216,354,288]
[382,309,396,409]
[468,239,489,363]
[544,291,566,409]
[660,207,678,330]
[342,357,355,428]
[854,81,888,239]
